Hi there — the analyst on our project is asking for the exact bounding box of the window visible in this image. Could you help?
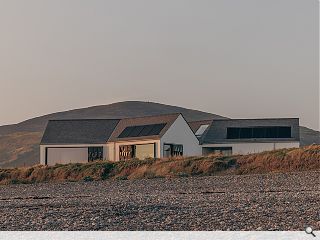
[253,128,266,138]
[163,144,183,157]
[227,127,292,139]
[119,144,155,161]
[119,145,134,161]
[278,127,292,138]
[240,128,252,138]
[118,124,167,138]
[88,147,103,162]
[195,124,210,137]
[227,128,240,139]
[135,144,155,160]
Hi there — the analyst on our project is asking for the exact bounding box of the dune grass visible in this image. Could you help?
[0,145,319,185]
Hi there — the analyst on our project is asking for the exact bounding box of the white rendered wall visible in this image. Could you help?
[160,115,201,158]
[40,144,108,165]
[40,145,46,165]
[47,148,88,166]
[106,143,115,161]
[202,142,300,155]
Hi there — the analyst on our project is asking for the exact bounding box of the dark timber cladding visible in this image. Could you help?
[118,124,166,138]
[201,118,300,144]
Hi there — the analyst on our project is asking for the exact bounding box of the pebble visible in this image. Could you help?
[0,171,319,231]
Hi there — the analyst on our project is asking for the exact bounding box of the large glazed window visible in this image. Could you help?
[118,124,166,138]
[88,147,103,161]
[135,144,155,160]
[163,144,183,158]
[119,144,155,161]
[227,127,292,139]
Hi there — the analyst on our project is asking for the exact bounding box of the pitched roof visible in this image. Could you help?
[108,113,180,142]
[40,119,120,145]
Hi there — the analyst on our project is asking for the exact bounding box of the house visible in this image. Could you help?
[192,118,300,155]
[40,113,201,166]
[40,114,300,165]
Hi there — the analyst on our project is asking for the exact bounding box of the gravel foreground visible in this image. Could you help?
[0,171,319,231]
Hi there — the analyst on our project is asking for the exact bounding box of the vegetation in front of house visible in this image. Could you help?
[0,145,319,185]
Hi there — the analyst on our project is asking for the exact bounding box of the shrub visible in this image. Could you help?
[83,176,94,182]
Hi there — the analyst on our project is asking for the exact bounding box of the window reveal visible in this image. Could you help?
[163,144,183,157]
[227,127,292,139]
[119,144,155,161]
[88,147,103,162]
[119,145,135,161]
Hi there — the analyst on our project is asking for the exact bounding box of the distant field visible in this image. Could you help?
[0,145,319,185]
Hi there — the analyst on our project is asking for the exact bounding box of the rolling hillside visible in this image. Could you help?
[0,101,225,135]
[0,101,318,168]
[0,101,225,168]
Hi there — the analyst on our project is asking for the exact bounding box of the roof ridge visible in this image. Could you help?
[46,113,182,122]
[47,118,121,122]
[188,119,214,123]
[119,113,181,121]
[211,118,300,121]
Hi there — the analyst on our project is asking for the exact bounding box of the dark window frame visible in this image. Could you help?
[163,143,184,157]
[88,147,104,162]
[227,126,292,139]
[119,143,156,161]
[118,123,167,138]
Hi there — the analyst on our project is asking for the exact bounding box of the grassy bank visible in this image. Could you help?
[0,145,319,185]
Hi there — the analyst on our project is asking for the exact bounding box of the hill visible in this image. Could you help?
[0,101,225,168]
[0,101,225,136]
[0,145,319,185]
[0,101,318,168]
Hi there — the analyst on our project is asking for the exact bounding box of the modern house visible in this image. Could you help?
[40,114,201,166]
[191,118,300,155]
[40,114,300,165]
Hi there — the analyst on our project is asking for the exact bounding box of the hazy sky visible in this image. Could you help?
[0,0,319,130]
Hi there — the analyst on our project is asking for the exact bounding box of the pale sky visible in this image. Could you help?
[0,0,319,130]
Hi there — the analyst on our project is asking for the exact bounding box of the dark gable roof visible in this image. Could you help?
[108,113,180,142]
[201,118,300,144]
[40,119,120,145]
[40,113,182,145]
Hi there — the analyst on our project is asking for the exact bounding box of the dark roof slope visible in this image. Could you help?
[201,118,300,144]
[40,119,120,145]
[109,113,180,142]
[188,120,213,133]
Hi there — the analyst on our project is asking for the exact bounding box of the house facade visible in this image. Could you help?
[40,114,201,166]
[40,114,300,166]
[193,118,300,155]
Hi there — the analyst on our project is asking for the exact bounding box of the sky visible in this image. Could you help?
[0,0,319,130]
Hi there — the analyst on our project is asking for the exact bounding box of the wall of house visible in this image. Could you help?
[40,144,108,166]
[111,139,161,162]
[202,141,300,155]
[46,148,88,165]
[160,115,201,157]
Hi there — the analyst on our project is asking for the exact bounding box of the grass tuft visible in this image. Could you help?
[0,145,319,185]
